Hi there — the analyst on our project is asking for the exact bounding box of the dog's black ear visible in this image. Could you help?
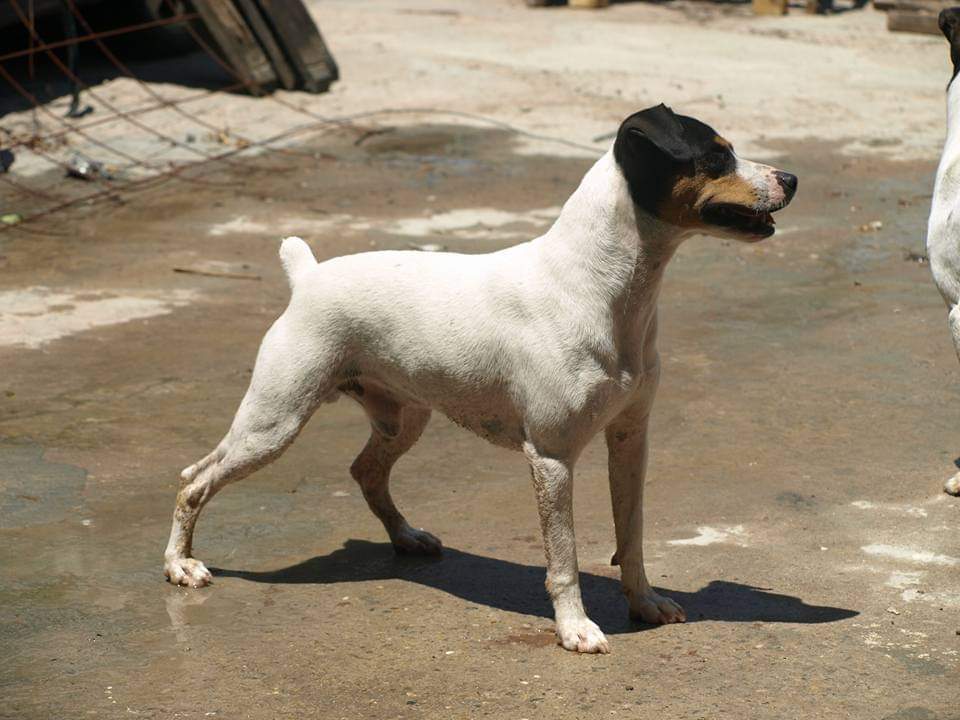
[940,7,960,42]
[940,8,960,82]
[614,104,697,213]
[623,104,695,162]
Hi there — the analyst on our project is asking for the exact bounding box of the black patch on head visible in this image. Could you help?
[940,8,960,83]
[613,104,735,215]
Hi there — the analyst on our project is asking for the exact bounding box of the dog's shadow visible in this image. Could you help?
[211,539,857,635]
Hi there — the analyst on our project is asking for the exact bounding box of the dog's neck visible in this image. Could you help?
[538,151,684,320]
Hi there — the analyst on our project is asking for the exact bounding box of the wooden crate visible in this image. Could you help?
[883,0,953,34]
[752,0,788,16]
[888,9,940,33]
[187,0,338,93]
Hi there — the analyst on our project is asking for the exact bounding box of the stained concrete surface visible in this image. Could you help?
[1,120,958,719]
[2,1,960,717]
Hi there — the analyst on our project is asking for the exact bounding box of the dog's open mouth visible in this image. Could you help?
[700,203,777,238]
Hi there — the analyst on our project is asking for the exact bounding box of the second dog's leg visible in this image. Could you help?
[350,404,442,554]
[946,305,960,496]
[525,443,609,654]
[605,402,686,624]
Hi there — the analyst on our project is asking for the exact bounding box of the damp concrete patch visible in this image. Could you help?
[0,287,196,349]
[0,439,87,529]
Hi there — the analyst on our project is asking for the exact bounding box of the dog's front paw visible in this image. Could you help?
[629,591,686,624]
[165,557,213,588]
[392,525,443,556]
[945,473,960,496]
[555,616,610,654]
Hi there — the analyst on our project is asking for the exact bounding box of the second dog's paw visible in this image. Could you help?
[945,473,960,496]
[165,557,213,588]
[629,591,686,625]
[556,616,610,654]
[392,525,443,556]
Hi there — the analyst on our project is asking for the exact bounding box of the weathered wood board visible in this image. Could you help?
[752,0,788,16]
[887,9,941,34]
[883,0,954,35]
[253,0,339,92]
[233,0,297,90]
[189,0,276,94]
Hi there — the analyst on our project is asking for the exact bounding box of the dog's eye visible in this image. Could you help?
[708,149,730,163]
[700,150,733,177]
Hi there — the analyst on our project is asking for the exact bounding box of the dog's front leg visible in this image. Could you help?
[605,402,686,625]
[525,443,609,654]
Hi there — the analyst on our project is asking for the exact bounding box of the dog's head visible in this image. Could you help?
[939,8,960,83]
[613,104,796,242]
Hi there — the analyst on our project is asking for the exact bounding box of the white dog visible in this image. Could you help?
[164,104,797,653]
[929,9,960,496]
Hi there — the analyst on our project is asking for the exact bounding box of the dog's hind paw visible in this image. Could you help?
[945,473,960,496]
[165,557,213,588]
[555,616,609,654]
[629,591,686,625]
[392,525,443,556]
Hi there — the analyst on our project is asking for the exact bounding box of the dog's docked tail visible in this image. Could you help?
[279,236,317,289]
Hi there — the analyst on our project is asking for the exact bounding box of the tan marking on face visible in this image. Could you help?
[656,169,758,229]
[698,173,759,210]
[713,134,733,151]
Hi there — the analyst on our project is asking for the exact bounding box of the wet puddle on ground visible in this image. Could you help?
[0,438,87,528]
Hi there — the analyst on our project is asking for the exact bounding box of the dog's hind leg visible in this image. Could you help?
[163,320,334,586]
[945,305,960,495]
[350,400,441,554]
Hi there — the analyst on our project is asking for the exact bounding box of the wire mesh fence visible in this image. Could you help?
[0,0,351,233]
[0,0,602,237]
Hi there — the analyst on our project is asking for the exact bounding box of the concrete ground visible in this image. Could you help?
[1,2,959,719]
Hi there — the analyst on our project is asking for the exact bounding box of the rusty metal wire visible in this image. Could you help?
[0,0,349,232]
[0,12,201,63]
[0,0,598,234]
[6,1,247,172]
[63,0,247,151]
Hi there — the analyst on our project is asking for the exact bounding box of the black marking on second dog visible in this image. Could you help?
[939,8,960,84]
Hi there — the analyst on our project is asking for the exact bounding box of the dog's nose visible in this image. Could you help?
[774,171,798,201]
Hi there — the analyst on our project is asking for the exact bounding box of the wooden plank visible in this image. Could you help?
[752,0,788,15]
[188,0,275,94]
[885,0,952,11]
[888,0,955,9]
[887,9,941,34]
[253,0,339,93]
[233,0,297,90]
